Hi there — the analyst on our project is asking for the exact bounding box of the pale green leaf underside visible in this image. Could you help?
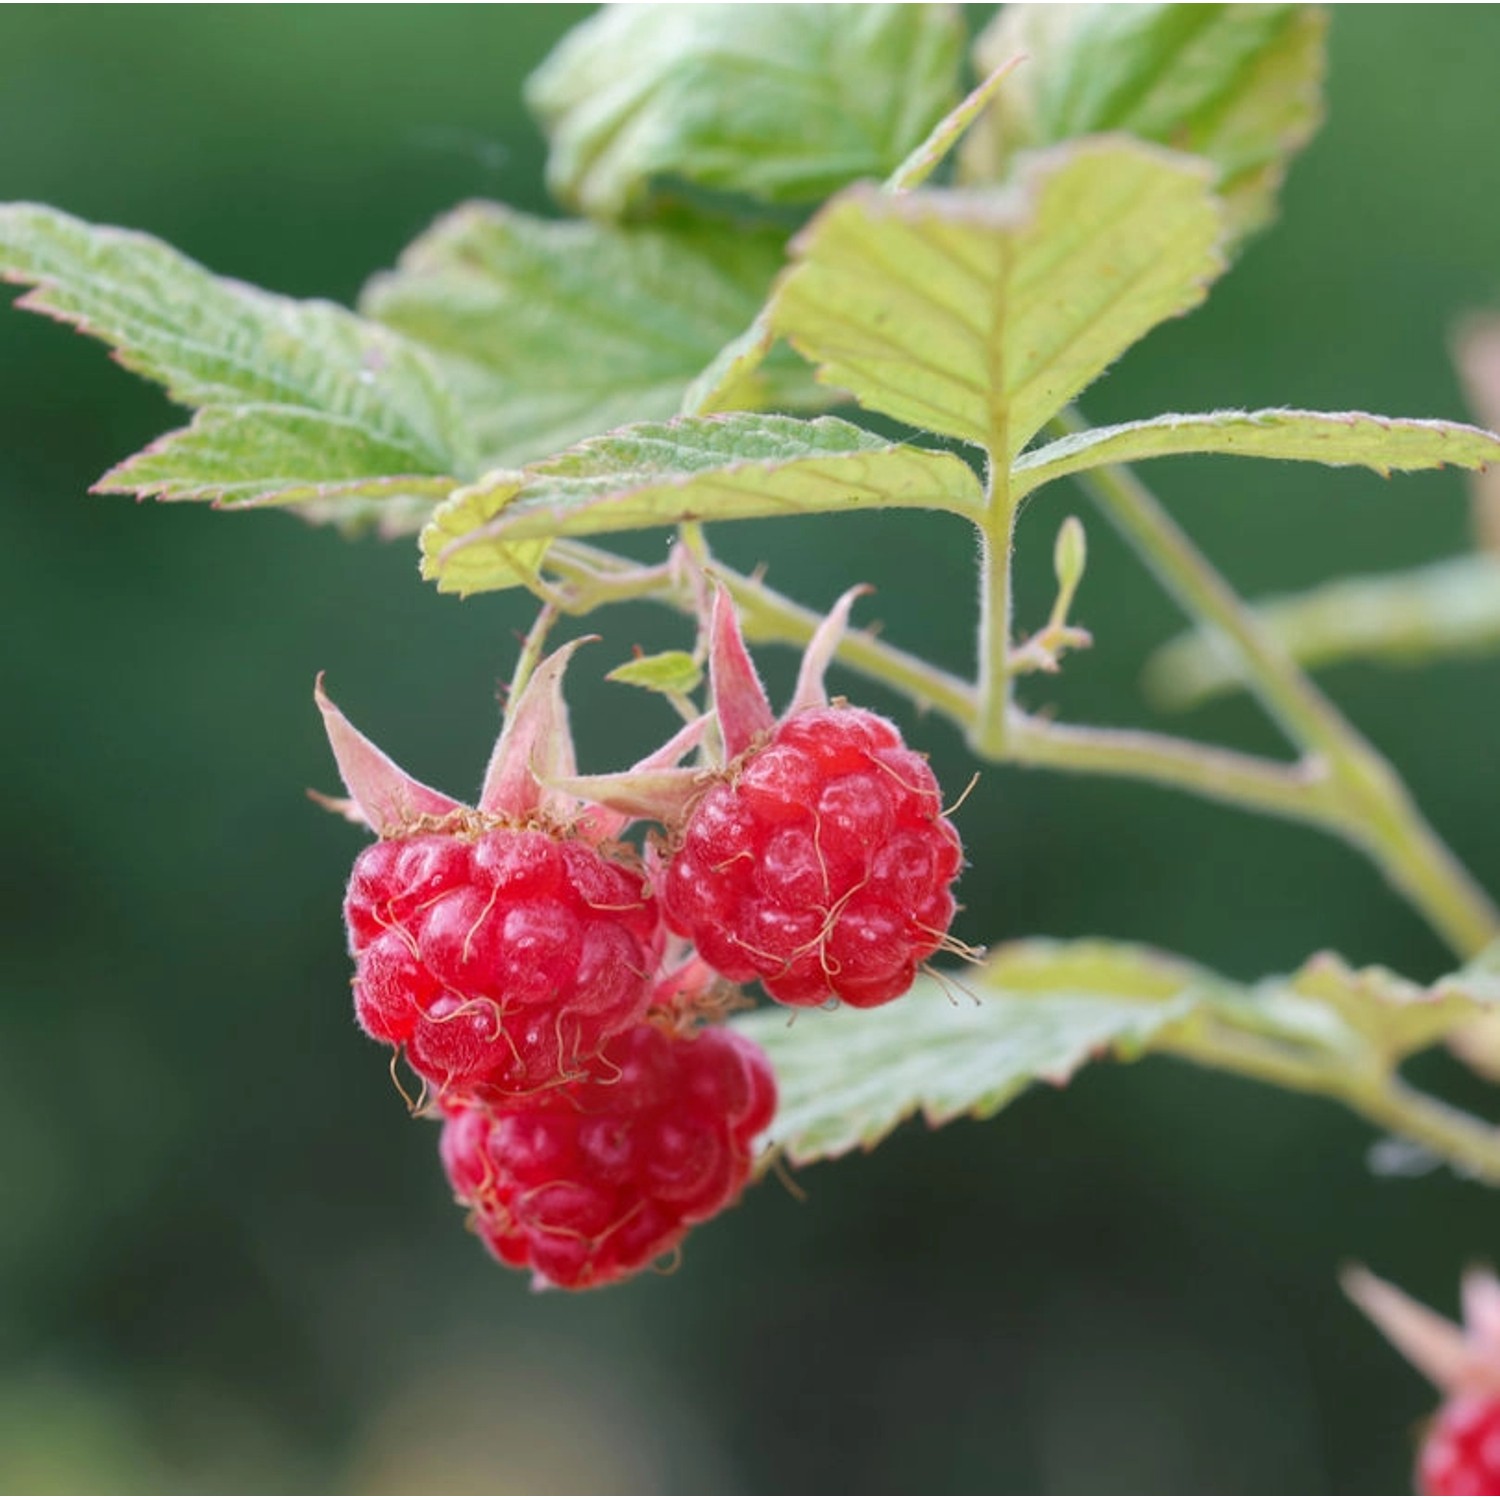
[0,203,469,516]
[1145,555,1500,709]
[526,2,965,216]
[736,940,1210,1164]
[1014,408,1500,497]
[362,201,824,470]
[962,4,1325,243]
[770,141,1225,456]
[737,937,1499,1166]
[421,412,984,596]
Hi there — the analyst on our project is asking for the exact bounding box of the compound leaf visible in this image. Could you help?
[737,940,1209,1164]
[738,938,1500,1166]
[962,3,1326,243]
[362,201,824,469]
[422,412,984,596]
[526,2,965,217]
[770,141,1225,457]
[0,203,470,519]
[1014,408,1500,498]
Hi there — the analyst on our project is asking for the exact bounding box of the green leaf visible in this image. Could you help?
[362,201,824,469]
[736,940,1209,1164]
[679,54,1028,420]
[526,3,966,217]
[769,141,1225,456]
[1144,556,1500,710]
[1280,951,1500,1063]
[419,470,540,596]
[606,651,703,696]
[421,412,984,596]
[1014,408,1500,498]
[961,4,1326,243]
[735,937,1500,1167]
[0,203,470,517]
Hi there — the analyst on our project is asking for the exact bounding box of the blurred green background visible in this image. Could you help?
[3,5,1499,1492]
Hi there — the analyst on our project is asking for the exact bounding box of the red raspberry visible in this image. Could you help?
[1420,1396,1500,1495]
[440,1022,776,1290]
[662,705,962,1008]
[347,825,660,1102]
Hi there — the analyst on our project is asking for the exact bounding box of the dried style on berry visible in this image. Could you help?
[440,1020,776,1290]
[317,644,695,1106]
[1345,1265,1500,1493]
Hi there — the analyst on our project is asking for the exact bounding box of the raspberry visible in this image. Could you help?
[440,1022,776,1290]
[1419,1396,1500,1495]
[662,704,962,1008]
[347,825,661,1101]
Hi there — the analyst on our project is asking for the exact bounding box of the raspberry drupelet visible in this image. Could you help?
[662,587,963,1007]
[317,641,693,1106]
[440,1020,777,1290]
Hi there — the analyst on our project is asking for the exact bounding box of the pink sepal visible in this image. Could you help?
[314,675,464,837]
[478,640,586,823]
[1344,1265,1500,1396]
[787,584,873,717]
[569,714,711,843]
[708,585,774,759]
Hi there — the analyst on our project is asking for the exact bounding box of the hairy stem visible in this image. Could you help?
[1161,1019,1500,1184]
[1004,711,1346,831]
[1046,408,1499,959]
[974,456,1017,755]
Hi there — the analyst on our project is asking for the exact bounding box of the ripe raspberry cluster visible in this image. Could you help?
[1419,1395,1500,1496]
[320,593,964,1290]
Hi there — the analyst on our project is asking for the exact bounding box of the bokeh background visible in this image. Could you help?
[3,5,1500,1492]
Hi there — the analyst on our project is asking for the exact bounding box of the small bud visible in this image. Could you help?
[1053,515,1088,603]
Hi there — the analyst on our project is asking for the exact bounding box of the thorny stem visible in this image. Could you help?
[1045,407,1499,961]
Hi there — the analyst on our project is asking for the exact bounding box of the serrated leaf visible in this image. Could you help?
[736,940,1209,1164]
[424,412,984,596]
[0,203,470,518]
[362,202,825,469]
[769,142,1225,456]
[1283,951,1500,1062]
[419,470,540,597]
[98,404,455,526]
[734,937,1500,1167]
[606,651,703,697]
[961,4,1326,243]
[1144,555,1500,710]
[526,3,965,217]
[1013,408,1500,498]
[680,54,1025,419]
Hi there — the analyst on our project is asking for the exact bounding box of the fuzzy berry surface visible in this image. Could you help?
[662,705,962,1008]
[345,825,660,1102]
[440,1021,776,1290]
[1420,1396,1500,1495]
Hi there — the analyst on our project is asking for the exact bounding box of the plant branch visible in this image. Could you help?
[1003,711,1347,831]
[1160,1017,1500,1185]
[547,540,977,725]
[1045,407,1500,960]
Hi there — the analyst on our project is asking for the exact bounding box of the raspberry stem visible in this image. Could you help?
[1046,404,1500,960]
